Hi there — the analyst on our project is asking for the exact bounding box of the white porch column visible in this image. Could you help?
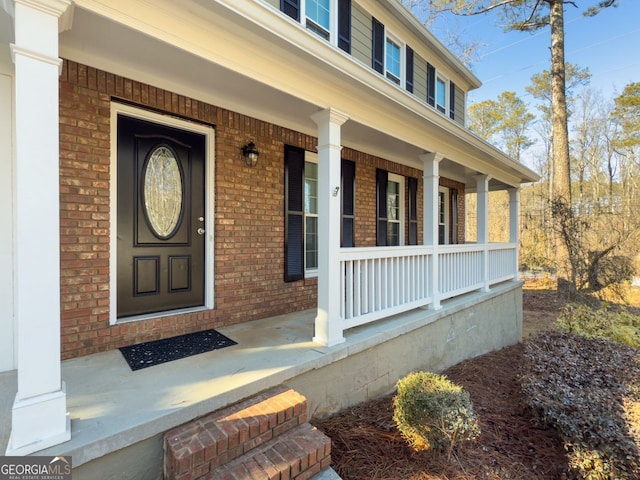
[509,187,520,279]
[475,174,490,292]
[311,108,349,347]
[420,152,443,310]
[6,0,71,455]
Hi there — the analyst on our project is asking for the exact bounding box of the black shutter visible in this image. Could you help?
[372,17,384,74]
[408,177,418,245]
[341,159,356,247]
[284,145,305,282]
[376,168,388,246]
[338,0,351,54]
[405,46,414,93]
[281,0,300,21]
[451,188,458,244]
[449,81,456,120]
[426,62,435,107]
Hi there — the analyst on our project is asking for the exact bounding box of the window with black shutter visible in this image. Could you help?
[377,170,413,246]
[408,177,418,245]
[406,46,414,94]
[281,0,300,21]
[285,145,305,282]
[341,159,356,247]
[285,147,356,281]
[338,0,351,53]
[372,17,384,74]
[376,169,388,245]
[426,62,436,107]
[449,81,456,120]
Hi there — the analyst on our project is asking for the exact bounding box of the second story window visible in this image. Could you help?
[427,62,452,117]
[436,76,447,114]
[373,18,406,88]
[385,38,401,85]
[280,0,351,53]
[306,0,330,39]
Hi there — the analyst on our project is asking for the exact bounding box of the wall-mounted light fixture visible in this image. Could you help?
[242,142,259,167]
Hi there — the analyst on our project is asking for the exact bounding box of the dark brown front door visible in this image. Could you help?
[117,115,206,318]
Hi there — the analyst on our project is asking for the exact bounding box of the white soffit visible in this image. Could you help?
[64,0,538,187]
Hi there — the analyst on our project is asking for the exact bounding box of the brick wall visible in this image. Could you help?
[58,60,465,359]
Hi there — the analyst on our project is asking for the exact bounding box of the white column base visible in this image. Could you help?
[428,300,442,311]
[313,312,345,347]
[5,382,71,456]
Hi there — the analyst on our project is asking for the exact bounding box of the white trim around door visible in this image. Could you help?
[109,103,216,325]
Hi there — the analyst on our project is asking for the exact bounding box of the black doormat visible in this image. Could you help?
[119,329,237,371]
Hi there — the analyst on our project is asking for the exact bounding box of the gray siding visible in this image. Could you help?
[265,0,279,10]
[454,84,465,126]
[413,53,427,104]
[351,2,372,67]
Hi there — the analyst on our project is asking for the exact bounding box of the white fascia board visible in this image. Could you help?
[70,0,537,186]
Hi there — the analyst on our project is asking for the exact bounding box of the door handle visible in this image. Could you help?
[197,228,205,235]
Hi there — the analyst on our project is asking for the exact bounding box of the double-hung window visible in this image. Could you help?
[377,169,418,246]
[306,0,331,39]
[427,63,451,117]
[280,0,351,53]
[285,146,356,282]
[304,161,319,270]
[436,75,447,114]
[372,18,406,88]
[385,37,401,85]
[438,186,449,245]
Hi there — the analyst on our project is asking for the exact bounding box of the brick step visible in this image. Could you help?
[165,385,308,480]
[206,422,331,480]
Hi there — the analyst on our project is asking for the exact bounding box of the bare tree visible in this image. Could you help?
[413,0,618,294]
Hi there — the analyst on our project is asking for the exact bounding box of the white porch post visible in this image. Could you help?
[311,108,349,347]
[509,187,520,279]
[6,0,71,455]
[475,174,490,292]
[421,152,443,310]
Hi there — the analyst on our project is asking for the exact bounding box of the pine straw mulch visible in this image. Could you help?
[311,284,572,480]
[312,344,569,480]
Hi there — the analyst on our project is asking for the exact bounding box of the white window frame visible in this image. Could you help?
[109,103,216,325]
[438,186,450,245]
[436,72,449,115]
[387,173,405,246]
[304,151,319,277]
[301,0,338,46]
[384,30,404,87]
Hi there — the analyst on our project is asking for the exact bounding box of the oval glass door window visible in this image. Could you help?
[143,146,183,239]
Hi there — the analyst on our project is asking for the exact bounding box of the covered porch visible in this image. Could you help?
[1,0,537,458]
[0,281,523,479]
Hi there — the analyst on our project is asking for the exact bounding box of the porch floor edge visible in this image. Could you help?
[0,281,522,467]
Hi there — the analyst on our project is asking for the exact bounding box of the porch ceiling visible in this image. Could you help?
[60,0,538,191]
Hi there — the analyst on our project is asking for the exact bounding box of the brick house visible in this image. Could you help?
[0,0,537,476]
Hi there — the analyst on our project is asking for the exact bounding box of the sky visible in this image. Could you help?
[422,0,640,106]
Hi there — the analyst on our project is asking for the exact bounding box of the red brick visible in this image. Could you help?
[58,60,465,361]
[294,461,321,480]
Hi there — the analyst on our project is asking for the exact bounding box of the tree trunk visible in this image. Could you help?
[549,0,574,295]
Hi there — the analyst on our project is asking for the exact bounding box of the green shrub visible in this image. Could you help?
[555,303,640,348]
[392,372,480,457]
[521,331,640,479]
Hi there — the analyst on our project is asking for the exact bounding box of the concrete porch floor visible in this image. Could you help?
[0,281,522,478]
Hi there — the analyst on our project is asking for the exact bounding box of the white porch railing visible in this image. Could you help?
[339,242,517,330]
